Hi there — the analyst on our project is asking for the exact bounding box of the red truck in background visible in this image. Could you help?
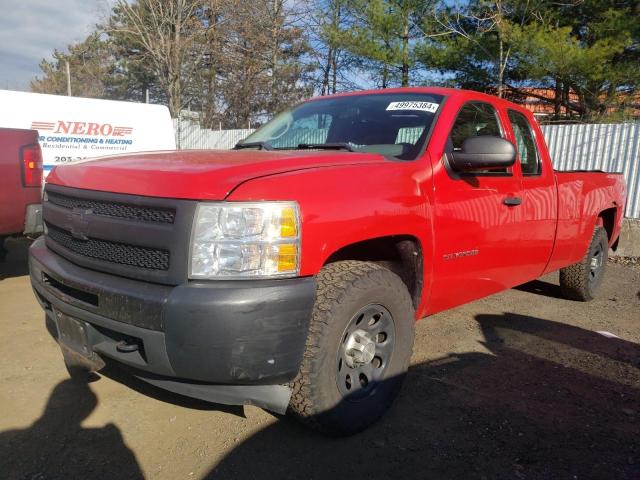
[0,128,43,260]
[29,88,626,435]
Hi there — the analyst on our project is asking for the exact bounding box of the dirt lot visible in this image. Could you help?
[1,237,639,480]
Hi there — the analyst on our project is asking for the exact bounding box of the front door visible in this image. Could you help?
[428,101,524,313]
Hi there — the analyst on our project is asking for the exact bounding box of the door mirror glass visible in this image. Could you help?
[450,136,516,171]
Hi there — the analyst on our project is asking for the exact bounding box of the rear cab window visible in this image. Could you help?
[507,109,541,175]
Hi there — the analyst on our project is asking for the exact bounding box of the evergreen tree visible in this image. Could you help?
[329,0,433,88]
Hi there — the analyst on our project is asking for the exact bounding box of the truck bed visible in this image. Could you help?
[545,170,626,273]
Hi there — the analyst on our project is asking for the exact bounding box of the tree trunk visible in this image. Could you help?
[171,4,183,117]
[401,11,410,87]
[270,0,282,110]
[321,47,332,96]
[563,84,571,119]
[497,37,504,98]
[329,4,341,95]
[554,78,562,118]
[331,50,338,94]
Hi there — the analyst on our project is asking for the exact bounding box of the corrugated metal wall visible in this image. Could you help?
[174,119,640,218]
[541,123,640,218]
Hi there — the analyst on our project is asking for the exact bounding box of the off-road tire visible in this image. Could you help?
[559,226,608,301]
[288,261,415,436]
[0,237,7,262]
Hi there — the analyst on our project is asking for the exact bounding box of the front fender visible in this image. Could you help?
[226,162,435,317]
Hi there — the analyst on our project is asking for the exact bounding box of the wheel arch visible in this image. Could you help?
[597,207,618,249]
[322,235,424,310]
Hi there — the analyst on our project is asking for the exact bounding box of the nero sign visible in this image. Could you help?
[0,90,175,174]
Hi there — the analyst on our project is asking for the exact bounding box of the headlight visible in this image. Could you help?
[189,202,300,279]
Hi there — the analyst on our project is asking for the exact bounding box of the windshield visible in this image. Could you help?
[241,93,445,160]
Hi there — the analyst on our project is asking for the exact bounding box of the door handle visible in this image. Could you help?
[503,196,522,206]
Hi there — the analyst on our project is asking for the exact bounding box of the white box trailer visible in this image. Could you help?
[0,90,176,175]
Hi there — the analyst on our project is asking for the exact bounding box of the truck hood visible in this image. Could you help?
[46,149,388,200]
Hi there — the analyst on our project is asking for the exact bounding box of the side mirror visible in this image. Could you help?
[449,136,516,171]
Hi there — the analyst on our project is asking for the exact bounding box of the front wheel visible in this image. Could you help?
[288,261,415,436]
[559,226,609,301]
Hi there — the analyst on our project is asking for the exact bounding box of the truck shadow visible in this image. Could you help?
[513,278,564,299]
[206,312,640,480]
[0,237,32,280]
[0,379,145,480]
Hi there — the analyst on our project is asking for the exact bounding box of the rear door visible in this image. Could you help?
[505,109,557,279]
[428,101,525,313]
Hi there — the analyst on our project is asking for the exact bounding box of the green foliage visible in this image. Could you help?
[327,0,432,87]
[418,0,640,120]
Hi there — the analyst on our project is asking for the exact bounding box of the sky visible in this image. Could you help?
[0,0,113,91]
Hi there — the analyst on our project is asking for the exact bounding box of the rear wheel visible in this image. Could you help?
[289,261,415,436]
[559,226,608,301]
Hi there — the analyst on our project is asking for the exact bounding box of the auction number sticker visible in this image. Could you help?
[386,101,439,113]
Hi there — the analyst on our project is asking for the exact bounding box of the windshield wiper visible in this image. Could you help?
[234,141,273,151]
[297,143,355,152]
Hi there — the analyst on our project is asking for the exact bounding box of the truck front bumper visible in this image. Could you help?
[29,237,315,413]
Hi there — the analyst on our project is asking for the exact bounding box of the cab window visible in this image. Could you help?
[508,110,541,175]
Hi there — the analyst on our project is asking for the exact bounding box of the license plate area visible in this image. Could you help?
[56,312,91,357]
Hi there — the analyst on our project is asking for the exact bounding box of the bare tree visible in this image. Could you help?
[209,0,311,127]
[108,0,206,116]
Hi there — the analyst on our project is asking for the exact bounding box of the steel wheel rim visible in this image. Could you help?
[336,304,395,401]
[589,243,604,286]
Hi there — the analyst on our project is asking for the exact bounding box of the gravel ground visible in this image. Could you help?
[0,237,638,480]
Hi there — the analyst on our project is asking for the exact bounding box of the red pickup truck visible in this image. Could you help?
[29,88,626,435]
[0,128,43,260]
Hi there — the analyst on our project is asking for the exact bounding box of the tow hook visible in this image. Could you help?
[116,340,139,353]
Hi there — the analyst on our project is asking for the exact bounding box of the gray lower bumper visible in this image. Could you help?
[29,237,316,413]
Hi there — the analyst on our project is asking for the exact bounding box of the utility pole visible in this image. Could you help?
[145,88,149,103]
[65,60,72,96]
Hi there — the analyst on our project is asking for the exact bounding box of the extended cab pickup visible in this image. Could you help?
[1,128,43,259]
[29,88,627,435]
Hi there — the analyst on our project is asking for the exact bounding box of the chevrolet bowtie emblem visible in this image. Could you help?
[66,208,92,240]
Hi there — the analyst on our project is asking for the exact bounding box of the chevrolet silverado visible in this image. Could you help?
[29,88,627,435]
